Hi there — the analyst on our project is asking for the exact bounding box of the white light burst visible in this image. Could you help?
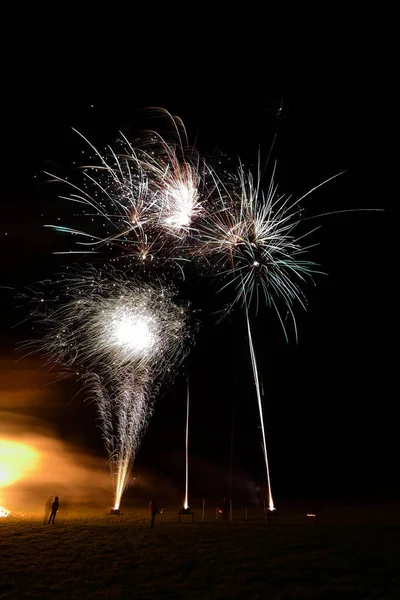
[94,303,157,362]
[44,109,209,276]
[23,266,193,509]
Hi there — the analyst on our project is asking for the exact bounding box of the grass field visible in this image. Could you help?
[1,501,399,599]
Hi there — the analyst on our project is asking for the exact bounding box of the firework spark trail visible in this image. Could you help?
[44,110,213,279]
[128,115,205,236]
[88,375,150,509]
[36,110,357,511]
[21,267,193,509]
[195,163,342,510]
[43,113,325,332]
[183,376,190,510]
[245,302,274,511]
[196,162,323,337]
[44,146,175,272]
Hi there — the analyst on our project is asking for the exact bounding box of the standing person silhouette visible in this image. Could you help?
[149,500,161,528]
[48,496,59,524]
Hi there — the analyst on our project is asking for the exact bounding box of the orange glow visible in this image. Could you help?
[0,439,39,487]
[0,358,110,514]
[306,513,316,517]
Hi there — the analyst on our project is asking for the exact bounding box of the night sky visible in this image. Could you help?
[1,60,393,506]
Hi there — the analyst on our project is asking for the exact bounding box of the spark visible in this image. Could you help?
[44,110,211,278]
[33,108,357,515]
[195,161,345,512]
[183,377,190,510]
[245,304,275,512]
[197,162,322,339]
[21,266,194,509]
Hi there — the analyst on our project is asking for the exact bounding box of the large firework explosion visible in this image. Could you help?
[21,266,194,509]
[197,162,346,509]
[44,109,213,280]
[32,108,348,511]
[44,112,334,334]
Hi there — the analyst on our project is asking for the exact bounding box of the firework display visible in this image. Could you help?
[23,108,342,510]
[45,113,328,335]
[44,110,211,280]
[23,267,193,509]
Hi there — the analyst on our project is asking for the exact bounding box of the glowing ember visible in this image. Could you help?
[0,506,10,517]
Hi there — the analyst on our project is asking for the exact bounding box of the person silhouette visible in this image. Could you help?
[149,500,161,528]
[48,496,59,524]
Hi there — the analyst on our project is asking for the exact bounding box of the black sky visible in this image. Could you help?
[0,50,393,504]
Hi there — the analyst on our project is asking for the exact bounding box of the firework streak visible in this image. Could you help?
[37,109,345,509]
[22,267,193,509]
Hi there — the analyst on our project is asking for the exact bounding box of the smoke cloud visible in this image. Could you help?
[0,358,110,514]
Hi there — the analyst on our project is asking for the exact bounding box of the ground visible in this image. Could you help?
[0,501,399,599]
